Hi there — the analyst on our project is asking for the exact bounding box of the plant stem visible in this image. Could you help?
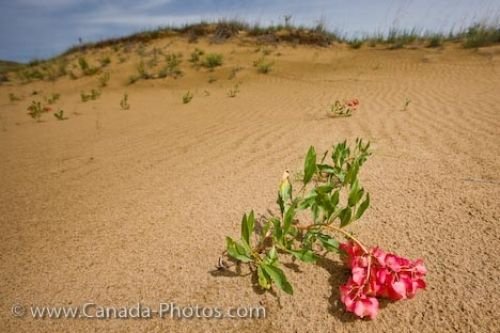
[297,223,369,254]
[326,225,368,253]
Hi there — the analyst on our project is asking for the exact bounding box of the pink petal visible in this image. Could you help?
[389,280,407,300]
[352,267,367,284]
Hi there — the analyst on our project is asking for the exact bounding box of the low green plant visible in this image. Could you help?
[402,98,411,111]
[427,35,442,48]
[78,56,99,75]
[53,109,67,120]
[98,72,110,87]
[46,93,60,104]
[128,60,152,84]
[227,84,240,98]
[220,140,371,295]
[348,39,363,49]
[228,66,242,80]
[189,48,205,64]
[159,53,183,78]
[120,93,130,110]
[218,140,427,320]
[463,23,500,48]
[9,93,21,102]
[27,101,50,121]
[328,99,359,117]
[202,53,223,69]
[99,56,111,67]
[254,57,274,74]
[80,89,101,102]
[182,91,193,104]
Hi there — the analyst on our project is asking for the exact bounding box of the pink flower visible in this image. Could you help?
[340,278,379,319]
[339,241,427,319]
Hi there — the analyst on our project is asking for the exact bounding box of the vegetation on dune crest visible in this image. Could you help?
[0,19,498,85]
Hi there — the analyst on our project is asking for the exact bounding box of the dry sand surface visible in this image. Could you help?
[0,38,499,332]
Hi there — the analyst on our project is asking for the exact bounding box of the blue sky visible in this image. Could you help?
[0,0,498,62]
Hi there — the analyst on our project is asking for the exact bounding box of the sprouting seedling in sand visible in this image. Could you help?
[8,93,21,102]
[98,72,110,88]
[53,109,67,120]
[120,93,130,110]
[183,91,193,104]
[227,84,240,98]
[218,139,427,320]
[27,100,51,121]
[81,89,101,102]
[402,98,411,111]
[45,93,60,105]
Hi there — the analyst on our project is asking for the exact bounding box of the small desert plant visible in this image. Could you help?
[189,48,205,64]
[328,99,359,117]
[227,84,240,97]
[202,53,223,69]
[462,23,500,48]
[46,93,60,104]
[348,39,363,49]
[182,91,193,104]
[120,93,130,110]
[402,98,411,111]
[208,76,217,84]
[78,56,89,72]
[53,109,67,120]
[99,56,111,67]
[78,56,99,75]
[262,48,273,56]
[159,53,183,78]
[9,93,21,102]
[128,61,149,84]
[27,101,50,121]
[427,35,442,48]
[228,66,242,80]
[98,72,110,87]
[254,57,274,74]
[218,140,427,320]
[80,89,101,102]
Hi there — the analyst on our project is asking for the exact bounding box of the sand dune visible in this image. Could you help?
[1,38,499,332]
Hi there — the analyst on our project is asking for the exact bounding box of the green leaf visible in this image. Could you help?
[339,207,352,228]
[257,265,271,289]
[226,237,252,262]
[262,264,294,295]
[271,217,283,243]
[298,190,317,210]
[330,190,340,207]
[348,180,360,207]
[316,185,334,194]
[345,161,360,185]
[303,146,317,184]
[241,211,255,245]
[283,206,295,234]
[267,246,278,264]
[261,219,272,238]
[317,164,335,174]
[316,233,340,252]
[278,177,292,214]
[287,248,317,263]
[355,193,370,219]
